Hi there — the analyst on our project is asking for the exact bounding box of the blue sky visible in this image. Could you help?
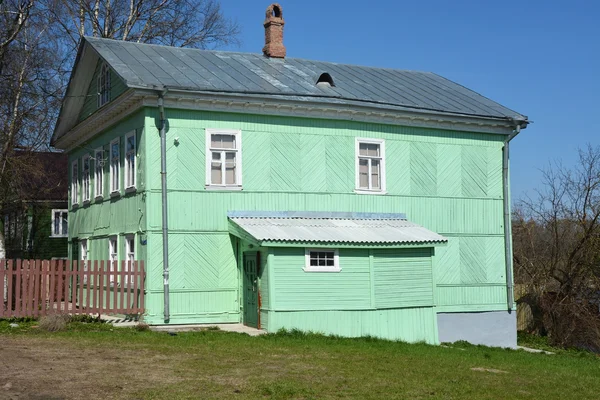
[219,1,600,201]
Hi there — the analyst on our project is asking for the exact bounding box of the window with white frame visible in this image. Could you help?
[124,131,136,189]
[125,235,135,285]
[205,129,242,188]
[95,147,104,198]
[355,138,386,193]
[97,63,111,107]
[109,236,117,283]
[303,249,341,272]
[82,154,91,202]
[71,160,79,206]
[51,209,68,237]
[110,138,120,194]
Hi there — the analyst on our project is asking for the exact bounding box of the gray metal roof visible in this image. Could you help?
[228,211,447,245]
[85,36,527,122]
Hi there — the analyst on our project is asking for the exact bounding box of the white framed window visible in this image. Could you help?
[125,234,135,285]
[71,160,79,206]
[82,154,91,202]
[51,209,68,237]
[355,138,386,193]
[97,63,111,107]
[109,236,118,284]
[205,129,242,188]
[110,138,120,194]
[95,147,104,199]
[303,249,341,272]
[124,131,136,190]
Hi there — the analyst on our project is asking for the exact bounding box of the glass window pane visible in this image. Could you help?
[359,159,369,188]
[211,162,222,184]
[371,160,380,189]
[225,165,236,184]
[212,152,221,161]
[211,134,235,149]
[359,143,368,156]
[54,212,59,235]
[62,214,68,235]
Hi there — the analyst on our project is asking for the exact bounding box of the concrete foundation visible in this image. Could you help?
[437,311,517,348]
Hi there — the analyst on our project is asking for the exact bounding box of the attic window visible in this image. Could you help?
[97,63,111,107]
[316,73,335,87]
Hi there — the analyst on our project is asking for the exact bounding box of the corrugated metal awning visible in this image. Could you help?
[228,211,447,247]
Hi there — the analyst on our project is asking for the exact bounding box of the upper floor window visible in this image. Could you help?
[205,129,242,188]
[125,131,136,190]
[110,138,120,194]
[71,160,79,206]
[95,147,104,198]
[82,154,91,202]
[51,209,68,237]
[97,63,111,107]
[355,138,386,193]
[303,249,341,272]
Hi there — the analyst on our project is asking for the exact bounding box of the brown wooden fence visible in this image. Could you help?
[0,259,145,319]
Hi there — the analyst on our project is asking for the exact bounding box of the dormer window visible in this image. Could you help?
[97,63,111,107]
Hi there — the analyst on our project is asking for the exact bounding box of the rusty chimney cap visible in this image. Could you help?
[263,3,286,58]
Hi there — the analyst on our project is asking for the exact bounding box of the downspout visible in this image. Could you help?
[503,123,522,312]
[158,90,170,322]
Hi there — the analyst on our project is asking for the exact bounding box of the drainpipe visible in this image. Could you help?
[158,90,170,322]
[503,123,522,312]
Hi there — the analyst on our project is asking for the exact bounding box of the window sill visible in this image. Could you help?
[49,235,68,239]
[354,189,387,195]
[205,185,243,191]
[110,191,120,198]
[303,267,342,273]
[125,186,137,194]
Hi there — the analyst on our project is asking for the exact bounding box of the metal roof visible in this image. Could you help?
[228,211,447,246]
[84,36,527,122]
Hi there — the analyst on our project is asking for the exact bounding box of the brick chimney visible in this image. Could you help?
[263,4,286,58]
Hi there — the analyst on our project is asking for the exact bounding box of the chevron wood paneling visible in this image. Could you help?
[486,236,506,283]
[301,134,327,192]
[436,237,461,284]
[487,147,503,198]
[462,146,487,198]
[410,142,437,196]
[386,140,410,195]
[326,135,352,193]
[437,144,462,197]
[271,133,301,191]
[244,130,271,191]
[460,236,487,283]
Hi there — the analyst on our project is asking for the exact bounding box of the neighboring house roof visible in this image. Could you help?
[228,211,447,246]
[9,151,68,202]
[52,36,528,146]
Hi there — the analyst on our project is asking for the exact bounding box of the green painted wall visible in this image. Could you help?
[137,107,508,324]
[78,60,128,123]
[67,110,147,291]
[67,105,510,325]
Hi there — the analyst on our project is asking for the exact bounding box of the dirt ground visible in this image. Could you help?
[0,336,182,400]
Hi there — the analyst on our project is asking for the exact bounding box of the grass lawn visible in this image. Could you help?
[0,321,599,399]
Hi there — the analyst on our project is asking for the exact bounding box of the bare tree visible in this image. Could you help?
[513,144,600,350]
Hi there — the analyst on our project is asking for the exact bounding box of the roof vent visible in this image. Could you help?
[263,4,286,58]
[316,73,335,87]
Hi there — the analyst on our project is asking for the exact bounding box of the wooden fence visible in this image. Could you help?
[0,259,145,318]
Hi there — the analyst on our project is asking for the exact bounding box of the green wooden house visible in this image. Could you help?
[51,4,528,347]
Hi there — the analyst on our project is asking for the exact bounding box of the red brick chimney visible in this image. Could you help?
[263,4,286,58]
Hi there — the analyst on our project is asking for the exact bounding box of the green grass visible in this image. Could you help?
[1,321,599,399]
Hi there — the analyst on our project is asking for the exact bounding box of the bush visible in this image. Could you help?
[38,314,71,332]
[135,323,150,332]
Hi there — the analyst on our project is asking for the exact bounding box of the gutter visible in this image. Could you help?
[158,89,170,322]
[503,122,525,312]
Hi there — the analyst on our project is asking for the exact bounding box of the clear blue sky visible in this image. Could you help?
[219,1,600,201]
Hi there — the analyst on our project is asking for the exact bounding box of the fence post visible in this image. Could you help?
[0,260,5,318]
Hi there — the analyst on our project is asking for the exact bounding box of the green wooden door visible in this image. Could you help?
[243,252,258,328]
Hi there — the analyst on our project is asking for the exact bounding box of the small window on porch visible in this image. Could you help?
[303,249,341,272]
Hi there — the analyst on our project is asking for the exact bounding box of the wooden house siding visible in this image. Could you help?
[135,107,508,325]
[77,60,128,123]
